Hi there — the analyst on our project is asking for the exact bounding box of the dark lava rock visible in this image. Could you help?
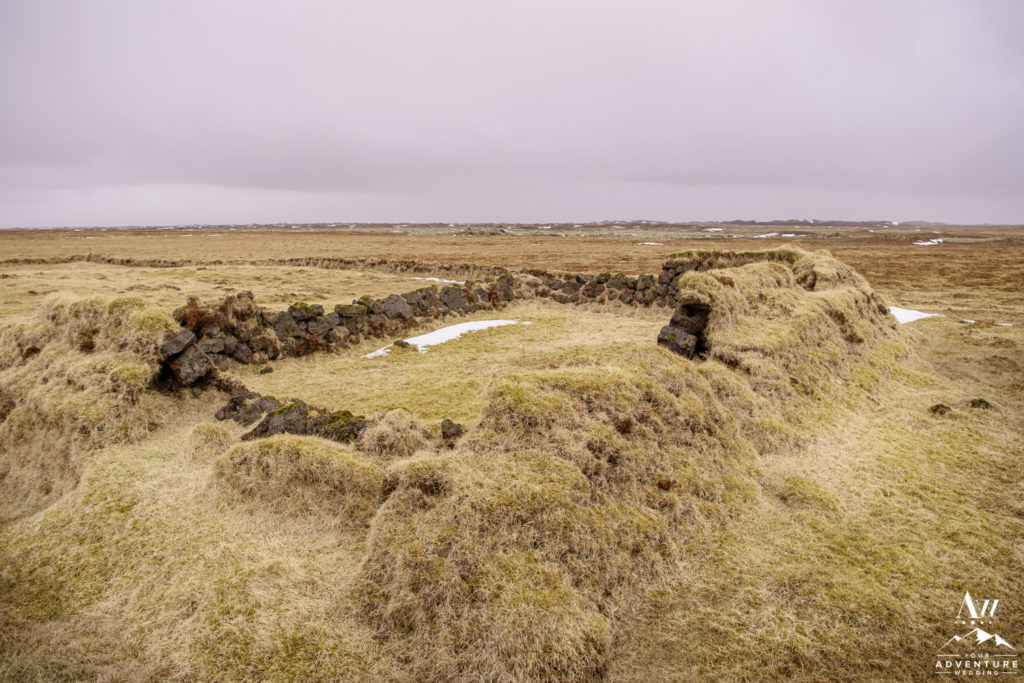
[288,302,324,322]
[197,336,225,354]
[968,398,992,410]
[606,274,630,290]
[159,330,196,360]
[669,304,711,335]
[441,418,465,441]
[382,294,414,320]
[306,315,334,338]
[637,274,657,290]
[211,354,230,372]
[657,325,698,358]
[440,286,469,312]
[310,410,367,443]
[169,345,213,384]
[929,403,953,416]
[231,343,254,364]
[233,395,282,426]
[271,311,302,339]
[259,366,273,375]
[242,401,311,440]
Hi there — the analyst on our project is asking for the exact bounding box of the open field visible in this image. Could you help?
[1,225,1022,681]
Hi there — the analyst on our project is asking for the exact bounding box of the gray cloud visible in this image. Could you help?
[1,0,1022,227]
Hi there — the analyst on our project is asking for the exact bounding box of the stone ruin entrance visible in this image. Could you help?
[656,300,710,359]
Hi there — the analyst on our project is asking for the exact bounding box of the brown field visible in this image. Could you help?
[1,225,1022,681]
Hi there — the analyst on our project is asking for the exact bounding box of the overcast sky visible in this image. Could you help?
[1,1,1022,227]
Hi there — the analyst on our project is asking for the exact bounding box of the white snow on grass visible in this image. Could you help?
[961,319,977,324]
[638,242,664,245]
[781,233,796,237]
[995,322,1013,327]
[703,227,724,232]
[410,276,463,285]
[752,232,780,238]
[363,320,530,358]
[913,238,943,246]
[889,306,943,324]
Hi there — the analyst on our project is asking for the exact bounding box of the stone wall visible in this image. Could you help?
[156,260,705,389]
[525,258,699,308]
[158,274,522,388]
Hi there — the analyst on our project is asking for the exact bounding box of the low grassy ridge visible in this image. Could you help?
[0,246,1021,681]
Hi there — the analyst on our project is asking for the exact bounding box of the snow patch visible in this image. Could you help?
[703,227,724,232]
[638,242,664,246]
[363,320,530,358]
[889,306,943,324]
[410,276,463,285]
[995,322,1013,327]
[913,238,943,246]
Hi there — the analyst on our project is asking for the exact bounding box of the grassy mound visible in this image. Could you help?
[355,409,429,459]
[354,250,905,680]
[0,296,175,521]
[184,422,234,462]
[215,434,387,526]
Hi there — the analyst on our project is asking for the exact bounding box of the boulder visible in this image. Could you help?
[310,409,368,443]
[169,345,213,384]
[561,280,582,295]
[440,286,469,312]
[657,325,698,358]
[271,311,302,340]
[159,330,196,360]
[214,391,259,420]
[382,293,414,320]
[231,343,254,364]
[242,401,311,440]
[441,418,465,441]
[306,315,334,338]
[669,304,711,335]
[211,354,230,372]
[287,302,324,322]
[232,395,283,426]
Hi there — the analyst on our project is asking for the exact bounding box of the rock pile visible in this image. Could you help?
[214,392,369,443]
[657,302,711,359]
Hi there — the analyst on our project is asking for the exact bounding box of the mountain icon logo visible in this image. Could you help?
[940,628,1015,653]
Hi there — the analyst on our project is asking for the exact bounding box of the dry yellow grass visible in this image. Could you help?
[241,301,666,427]
[0,261,464,325]
[0,295,175,521]
[0,237,1020,681]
